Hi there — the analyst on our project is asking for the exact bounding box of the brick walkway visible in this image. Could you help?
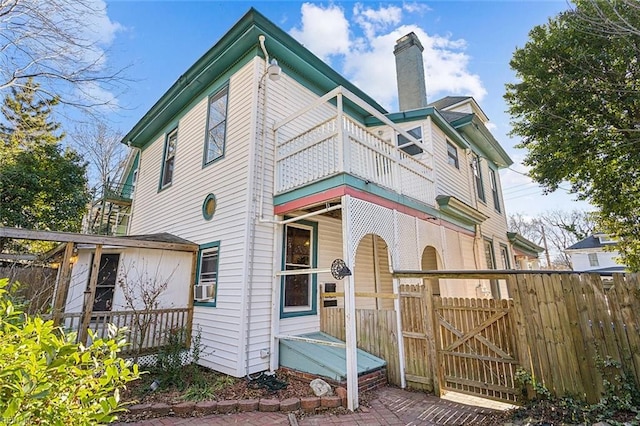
[116,387,498,425]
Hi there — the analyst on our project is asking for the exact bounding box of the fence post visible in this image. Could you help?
[422,280,438,395]
[79,244,103,345]
[506,275,533,399]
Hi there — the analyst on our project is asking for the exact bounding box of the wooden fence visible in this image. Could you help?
[507,273,640,403]
[321,272,640,404]
[58,307,191,355]
[320,306,401,386]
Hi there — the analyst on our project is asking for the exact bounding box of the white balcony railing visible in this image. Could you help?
[274,86,435,206]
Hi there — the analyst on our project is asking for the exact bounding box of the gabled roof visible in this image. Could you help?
[429,96,489,123]
[428,96,472,110]
[438,110,471,124]
[123,8,387,148]
[566,235,616,250]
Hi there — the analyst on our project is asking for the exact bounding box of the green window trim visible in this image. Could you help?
[159,127,178,191]
[473,154,486,203]
[194,241,220,307]
[203,85,229,167]
[489,168,501,213]
[280,218,318,318]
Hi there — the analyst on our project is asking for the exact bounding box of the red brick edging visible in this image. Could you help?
[127,390,346,419]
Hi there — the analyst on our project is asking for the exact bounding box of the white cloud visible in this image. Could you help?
[290,3,486,110]
[289,3,350,60]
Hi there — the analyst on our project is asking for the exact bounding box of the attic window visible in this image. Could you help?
[396,127,423,155]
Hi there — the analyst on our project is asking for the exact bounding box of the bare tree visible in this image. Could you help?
[117,258,177,361]
[572,0,640,38]
[71,120,127,192]
[508,209,597,269]
[0,0,127,110]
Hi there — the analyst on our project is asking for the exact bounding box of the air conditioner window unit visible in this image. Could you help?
[194,284,215,301]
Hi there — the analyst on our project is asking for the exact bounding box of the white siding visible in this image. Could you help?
[127,61,259,376]
[66,247,192,313]
[570,250,620,271]
[431,119,473,205]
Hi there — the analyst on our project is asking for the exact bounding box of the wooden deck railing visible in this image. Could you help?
[58,307,191,354]
[274,86,435,206]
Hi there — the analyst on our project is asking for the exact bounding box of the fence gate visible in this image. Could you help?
[434,297,520,403]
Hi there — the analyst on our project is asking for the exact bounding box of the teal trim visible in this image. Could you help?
[123,8,386,149]
[121,152,140,199]
[202,193,217,220]
[450,115,513,167]
[158,127,178,192]
[194,241,221,307]
[202,84,230,168]
[273,173,478,232]
[280,218,318,319]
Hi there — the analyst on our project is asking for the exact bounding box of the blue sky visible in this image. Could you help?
[96,0,591,216]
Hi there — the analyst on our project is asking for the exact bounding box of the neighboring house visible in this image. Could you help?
[565,233,625,273]
[67,9,519,381]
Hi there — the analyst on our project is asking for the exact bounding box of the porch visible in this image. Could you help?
[273,86,436,207]
[0,227,197,356]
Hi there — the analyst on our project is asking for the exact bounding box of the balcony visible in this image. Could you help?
[274,87,435,207]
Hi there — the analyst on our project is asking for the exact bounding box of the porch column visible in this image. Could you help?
[341,194,359,411]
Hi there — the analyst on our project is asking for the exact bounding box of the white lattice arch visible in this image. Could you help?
[347,197,396,267]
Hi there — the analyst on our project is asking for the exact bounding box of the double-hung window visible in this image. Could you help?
[281,221,317,317]
[195,242,220,305]
[396,126,423,155]
[161,128,178,189]
[204,86,229,165]
[484,239,501,298]
[489,169,501,212]
[446,141,459,168]
[588,253,599,267]
[472,155,486,202]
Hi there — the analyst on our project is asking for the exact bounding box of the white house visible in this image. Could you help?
[66,8,521,408]
[565,233,625,273]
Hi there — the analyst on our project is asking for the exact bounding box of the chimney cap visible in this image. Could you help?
[394,32,424,54]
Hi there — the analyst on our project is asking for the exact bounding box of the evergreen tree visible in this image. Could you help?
[0,79,89,252]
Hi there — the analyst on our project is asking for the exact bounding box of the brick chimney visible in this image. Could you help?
[394,32,427,111]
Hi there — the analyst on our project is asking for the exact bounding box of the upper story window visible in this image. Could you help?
[588,252,599,267]
[204,86,229,165]
[396,126,423,156]
[161,128,178,189]
[499,244,510,269]
[489,168,501,212]
[472,155,486,202]
[446,141,459,168]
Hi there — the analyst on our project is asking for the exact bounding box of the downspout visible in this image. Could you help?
[243,36,271,379]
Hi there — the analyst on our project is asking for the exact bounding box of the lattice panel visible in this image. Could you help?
[416,217,444,265]
[395,211,419,270]
[347,197,395,265]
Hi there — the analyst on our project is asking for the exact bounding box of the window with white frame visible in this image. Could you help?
[489,168,501,212]
[161,128,178,189]
[446,141,459,168]
[396,126,423,155]
[588,252,599,267]
[281,221,317,317]
[204,86,229,165]
[472,155,486,202]
[499,244,510,269]
[195,243,219,304]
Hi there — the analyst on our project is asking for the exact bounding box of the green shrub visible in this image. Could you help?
[0,279,139,424]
